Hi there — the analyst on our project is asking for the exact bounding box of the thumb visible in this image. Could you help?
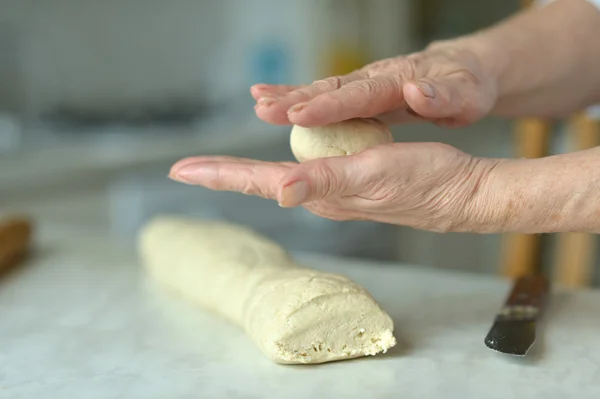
[403,76,489,125]
[277,157,358,207]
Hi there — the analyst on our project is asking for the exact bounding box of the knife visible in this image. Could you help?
[484,274,549,356]
[0,216,33,278]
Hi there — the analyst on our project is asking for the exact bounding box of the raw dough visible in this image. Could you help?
[290,118,393,162]
[139,216,397,364]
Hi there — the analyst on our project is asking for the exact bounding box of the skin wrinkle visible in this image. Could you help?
[416,155,481,231]
[308,160,343,201]
[312,76,344,91]
[457,158,506,232]
[553,150,600,232]
[345,151,393,202]
[473,146,600,233]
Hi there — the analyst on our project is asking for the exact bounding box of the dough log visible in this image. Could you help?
[139,216,396,364]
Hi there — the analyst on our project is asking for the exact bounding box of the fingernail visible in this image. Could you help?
[414,81,435,98]
[169,174,194,184]
[279,180,309,207]
[170,164,213,184]
[287,102,308,114]
[256,97,277,108]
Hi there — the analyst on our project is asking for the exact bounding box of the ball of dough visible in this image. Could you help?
[290,118,393,163]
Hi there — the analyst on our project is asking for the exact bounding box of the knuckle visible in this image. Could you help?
[458,70,480,86]
[362,79,381,96]
[312,75,344,91]
[293,86,316,99]
[240,164,258,196]
[310,160,339,198]
[239,164,275,199]
[400,56,418,80]
[369,54,417,82]
[347,79,380,99]
[424,39,451,52]
[365,57,398,76]
[355,146,387,166]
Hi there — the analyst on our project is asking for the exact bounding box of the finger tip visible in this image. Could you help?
[255,107,292,126]
[287,112,308,127]
[250,84,274,100]
[170,157,196,174]
[287,105,328,127]
[250,83,267,91]
[250,88,262,100]
[168,167,192,184]
[277,200,296,208]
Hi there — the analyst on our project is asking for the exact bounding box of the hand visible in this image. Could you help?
[169,143,500,233]
[250,40,498,129]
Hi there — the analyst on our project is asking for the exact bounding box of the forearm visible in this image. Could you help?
[456,0,600,118]
[470,147,600,234]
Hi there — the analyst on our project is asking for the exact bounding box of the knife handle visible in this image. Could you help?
[0,217,33,275]
[497,274,549,321]
[505,275,549,308]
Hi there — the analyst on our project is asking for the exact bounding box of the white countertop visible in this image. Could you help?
[2,224,600,398]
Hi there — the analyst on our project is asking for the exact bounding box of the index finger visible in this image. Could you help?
[250,84,304,100]
[255,71,366,125]
[171,158,293,200]
[286,75,406,127]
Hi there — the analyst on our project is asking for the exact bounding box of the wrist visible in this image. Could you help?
[466,158,542,233]
[451,157,511,234]
[466,152,600,234]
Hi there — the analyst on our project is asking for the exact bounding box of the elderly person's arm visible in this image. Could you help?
[459,0,600,118]
[251,0,600,128]
[170,143,600,234]
[469,147,600,234]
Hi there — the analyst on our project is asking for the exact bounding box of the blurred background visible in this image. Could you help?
[5,0,593,279]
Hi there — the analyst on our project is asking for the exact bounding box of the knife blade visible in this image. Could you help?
[484,274,549,356]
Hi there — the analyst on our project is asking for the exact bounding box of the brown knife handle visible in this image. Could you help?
[0,217,33,275]
[504,274,549,309]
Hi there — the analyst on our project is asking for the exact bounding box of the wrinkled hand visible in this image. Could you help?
[251,40,497,129]
[169,142,500,233]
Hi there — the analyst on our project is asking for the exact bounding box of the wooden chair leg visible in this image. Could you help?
[553,112,599,287]
[501,118,552,278]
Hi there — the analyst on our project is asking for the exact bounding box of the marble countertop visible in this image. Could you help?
[2,224,600,398]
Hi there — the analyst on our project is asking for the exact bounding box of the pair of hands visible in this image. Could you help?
[170,41,504,233]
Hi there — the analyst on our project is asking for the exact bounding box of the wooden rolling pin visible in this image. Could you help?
[0,217,33,277]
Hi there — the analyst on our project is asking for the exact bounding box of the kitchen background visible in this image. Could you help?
[3,0,590,277]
